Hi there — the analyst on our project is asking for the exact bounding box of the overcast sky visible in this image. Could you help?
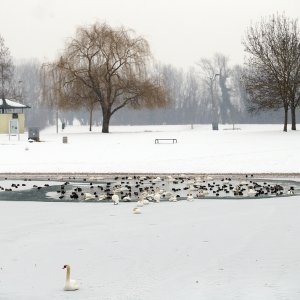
[0,0,299,68]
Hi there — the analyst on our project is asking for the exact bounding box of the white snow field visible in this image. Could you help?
[0,124,299,174]
[1,124,300,299]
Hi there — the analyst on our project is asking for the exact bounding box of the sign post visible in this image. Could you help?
[9,119,20,141]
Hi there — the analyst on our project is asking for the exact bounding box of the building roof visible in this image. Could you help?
[0,99,30,110]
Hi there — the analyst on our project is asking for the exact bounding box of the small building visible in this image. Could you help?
[0,99,30,134]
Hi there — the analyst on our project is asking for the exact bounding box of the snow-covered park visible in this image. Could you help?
[0,124,299,174]
[1,124,300,299]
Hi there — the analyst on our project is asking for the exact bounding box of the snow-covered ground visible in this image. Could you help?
[0,124,299,174]
[1,198,300,300]
[1,124,300,299]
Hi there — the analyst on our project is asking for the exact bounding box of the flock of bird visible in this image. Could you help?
[0,175,297,214]
[52,174,297,203]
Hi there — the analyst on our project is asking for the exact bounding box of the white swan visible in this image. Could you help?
[142,198,150,205]
[167,175,175,182]
[122,194,131,202]
[136,200,144,207]
[169,194,177,202]
[133,207,141,214]
[140,191,150,205]
[223,178,230,184]
[240,180,248,185]
[153,176,161,182]
[112,189,119,205]
[186,192,194,201]
[136,192,146,206]
[203,189,209,196]
[63,265,79,291]
[196,189,205,198]
[153,187,161,203]
[205,176,213,181]
[84,192,95,200]
[247,187,257,197]
[97,193,107,201]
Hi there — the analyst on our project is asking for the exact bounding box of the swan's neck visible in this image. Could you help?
[66,267,71,283]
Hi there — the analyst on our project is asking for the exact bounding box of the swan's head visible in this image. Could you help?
[62,264,70,270]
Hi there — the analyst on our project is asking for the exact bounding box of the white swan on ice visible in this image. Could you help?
[63,264,79,291]
[153,187,161,203]
[133,207,141,214]
[247,187,257,197]
[186,192,194,201]
[112,189,120,205]
[168,194,177,202]
[84,192,95,200]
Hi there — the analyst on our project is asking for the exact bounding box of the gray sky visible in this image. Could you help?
[0,0,299,68]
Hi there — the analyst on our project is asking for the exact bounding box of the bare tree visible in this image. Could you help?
[0,35,14,103]
[56,78,99,131]
[197,57,220,129]
[197,54,238,128]
[43,22,168,133]
[182,67,202,125]
[150,64,209,125]
[231,65,247,112]
[242,62,285,122]
[14,60,53,128]
[214,54,235,124]
[242,13,300,131]
[41,63,62,132]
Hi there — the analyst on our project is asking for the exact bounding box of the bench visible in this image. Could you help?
[155,138,177,144]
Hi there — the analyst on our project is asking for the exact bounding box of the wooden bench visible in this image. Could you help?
[155,138,177,144]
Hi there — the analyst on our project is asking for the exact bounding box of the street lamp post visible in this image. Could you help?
[210,73,220,130]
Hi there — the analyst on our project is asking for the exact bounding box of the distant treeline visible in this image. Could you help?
[14,59,299,130]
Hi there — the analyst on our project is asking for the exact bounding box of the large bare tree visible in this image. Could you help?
[214,54,235,124]
[242,14,300,131]
[197,56,221,129]
[197,54,236,128]
[43,22,168,133]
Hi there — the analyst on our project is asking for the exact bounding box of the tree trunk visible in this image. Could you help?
[283,106,288,132]
[219,75,232,124]
[291,105,297,130]
[89,109,93,132]
[102,110,111,133]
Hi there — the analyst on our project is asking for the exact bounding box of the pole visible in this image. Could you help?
[211,74,220,130]
[18,80,23,103]
[56,110,58,134]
